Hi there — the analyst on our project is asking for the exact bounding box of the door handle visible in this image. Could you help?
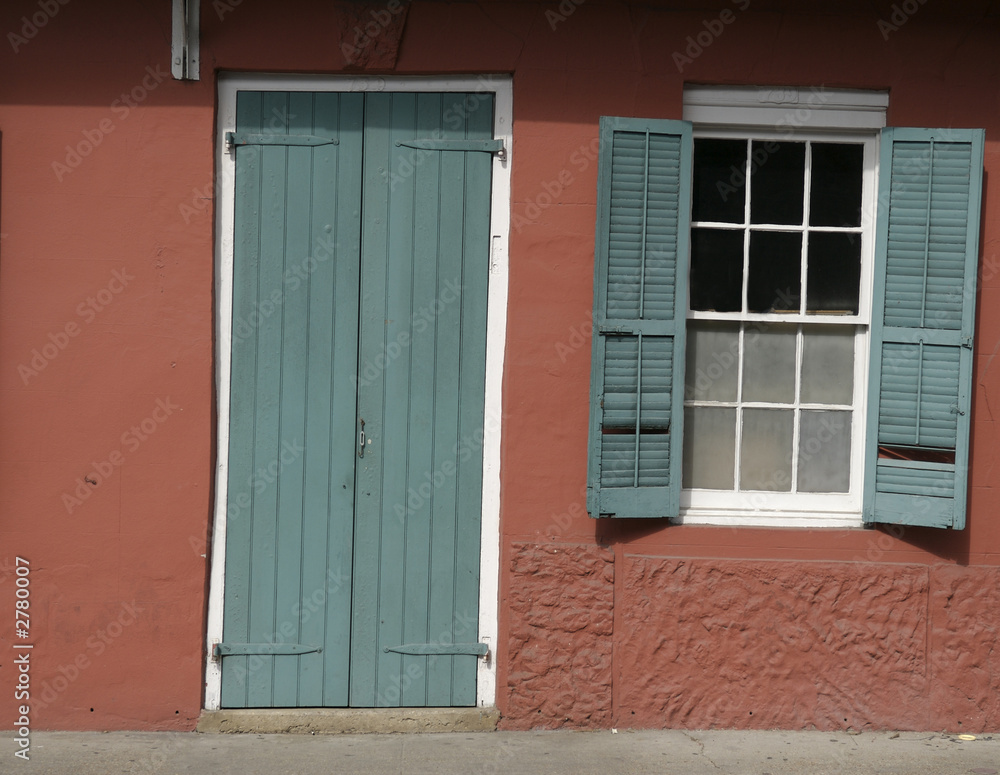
[358,418,365,458]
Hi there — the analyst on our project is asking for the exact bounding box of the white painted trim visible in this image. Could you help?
[205,73,511,712]
[684,85,888,131]
[676,510,862,529]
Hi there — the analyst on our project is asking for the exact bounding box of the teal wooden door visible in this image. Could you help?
[219,91,495,708]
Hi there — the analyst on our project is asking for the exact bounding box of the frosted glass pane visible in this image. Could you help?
[683,407,736,490]
[742,324,796,403]
[685,321,740,401]
[740,409,793,491]
[798,410,852,492]
[801,325,855,404]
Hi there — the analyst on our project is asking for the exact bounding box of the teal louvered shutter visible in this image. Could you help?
[587,117,692,518]
[864,128,985,529]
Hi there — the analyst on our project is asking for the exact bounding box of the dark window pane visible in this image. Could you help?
[748,231,801,313]
[750,141,805,225]
[807,232,861,314]
[810,143,864,227]
[692,139,746,224]
[689,228,744,312]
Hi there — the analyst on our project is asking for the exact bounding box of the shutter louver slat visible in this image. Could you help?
[864,128,984,529]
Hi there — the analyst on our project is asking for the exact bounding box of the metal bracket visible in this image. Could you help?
[383,642,490,657]
[213,643,323,657]
[225,132,340,148]
[395,138,505,160]
[171,0,200,81]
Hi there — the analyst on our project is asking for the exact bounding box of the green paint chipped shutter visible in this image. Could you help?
[864,127,984,529]
[587,118,692,518]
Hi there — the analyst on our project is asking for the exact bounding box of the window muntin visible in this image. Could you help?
[681,129,877,522]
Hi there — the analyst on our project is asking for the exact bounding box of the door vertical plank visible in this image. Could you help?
[397,92,444,707]
[424,93,471,705]
[350,92,392,707]
[269,92,315,707]
[451,95,494,705]
[221,91,264,708]
[293,90,336,707]
[314,92,364,707]
[287,88,334,707]
[371,92,418,706]
[244,92,292,707]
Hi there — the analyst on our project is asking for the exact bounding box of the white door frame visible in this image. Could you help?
[205,73,511,710]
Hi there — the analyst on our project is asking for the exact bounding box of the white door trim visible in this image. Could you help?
[205,73,511,710]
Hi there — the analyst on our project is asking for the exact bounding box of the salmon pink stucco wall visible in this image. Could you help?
[0,0,998,732]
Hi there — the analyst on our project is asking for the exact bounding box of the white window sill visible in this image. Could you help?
[674,509,864,528]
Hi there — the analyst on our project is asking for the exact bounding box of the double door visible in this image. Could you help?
[218,90,495,707]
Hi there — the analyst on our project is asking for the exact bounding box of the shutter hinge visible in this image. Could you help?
[213,643,323,657]
[395,138,506,161]
[225,131,340,148]
[961,336,974,349]
[384,642,490,658]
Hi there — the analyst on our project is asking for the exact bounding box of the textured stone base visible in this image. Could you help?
[502,542,615,729]
[197,708,500,734]
[500,542,1000,732]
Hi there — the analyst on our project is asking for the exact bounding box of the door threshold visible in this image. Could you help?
[197,707,500,734]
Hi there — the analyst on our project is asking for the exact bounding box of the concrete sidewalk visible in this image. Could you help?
[11,729,1000,775]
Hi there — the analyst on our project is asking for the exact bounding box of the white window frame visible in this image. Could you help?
[205,73,512,711]
[677,86,887,528]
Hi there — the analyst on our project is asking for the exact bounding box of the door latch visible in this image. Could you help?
[359,418,365,458]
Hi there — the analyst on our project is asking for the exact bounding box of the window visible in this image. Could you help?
[586,87,984,529]
[683,131,874,523]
